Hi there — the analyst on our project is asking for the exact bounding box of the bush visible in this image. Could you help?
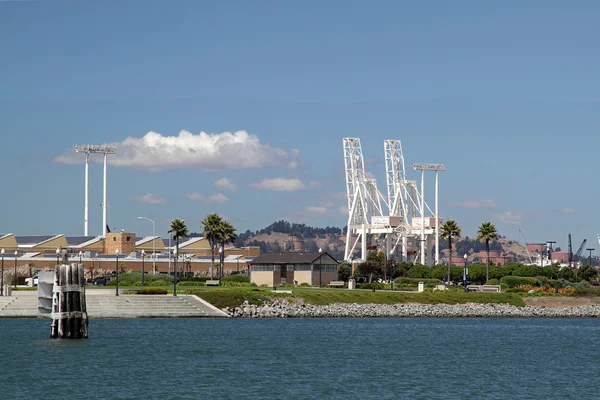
[177,281,205,287]
[138,288,168,295]
[300,283,311,287]
[146,280,170,287]
[486,279,500,285]
[500,276,540,288]
[221,275,250,283]
[394,277,441,285]
[357,283,385,290]
[221,281,256,287]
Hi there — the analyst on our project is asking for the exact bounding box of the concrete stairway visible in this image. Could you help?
[0,293,227,318]
[0,294,38,317]
[86,295,227,318]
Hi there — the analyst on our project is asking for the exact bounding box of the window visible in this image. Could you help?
[113,237,116,241]
[126,236,131,242]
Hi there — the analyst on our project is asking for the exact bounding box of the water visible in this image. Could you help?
[1,318,598,399]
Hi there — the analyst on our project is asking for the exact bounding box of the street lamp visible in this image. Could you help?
[13,250,18,288]
[1,248,4,296]
[587,248,595,267]
[173,248,178,296]
[390,250,394,291]
[115,248,119,296]
[56,247,60,264]
[318,248,323,287]
[138,217,156,274]
[141,249,145,287]
[219,247,223,279]
[463,253,468,292]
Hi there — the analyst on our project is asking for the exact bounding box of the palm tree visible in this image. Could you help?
[168,219,189,278]
[440,220,461,285]
[201,213,223,279]
[477,222,499,283]
[216,220,237,279]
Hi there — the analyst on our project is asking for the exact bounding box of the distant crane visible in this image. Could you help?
[519,229,534,264]
[574,238,588,266]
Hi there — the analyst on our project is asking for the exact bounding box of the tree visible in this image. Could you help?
[201,213,223,279]
[477,222,499,283]
[215,220,237,278]
[338,261,352,281]
[440,220,461,284]
[169,219,189,278]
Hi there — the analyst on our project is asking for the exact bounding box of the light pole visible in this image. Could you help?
[318,248,323,287]
[56,247,60,265]
[390,250,394,290]
[463,253,468,292]
[141,249,145,287]
[115,249,119,296]
[173,248,178,296]
[13,250,18,288]
[219,247,223,279]
[168,234,171,276]
[587,248,594,267]
[138,217,156,274]
[1,249,4,296]
[236,255,239,272]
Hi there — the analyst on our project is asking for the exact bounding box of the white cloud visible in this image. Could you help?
[54,130,301,171]
[131,193,166,205]
[250,178,307,192]
[184,193,229,204]
[214,178,237,192]
[492,211,523,225]
[305,206,329,215]
[309,181,323,188]
[562,207,575,213]
[338,206,348,215]
[448,199,499,208]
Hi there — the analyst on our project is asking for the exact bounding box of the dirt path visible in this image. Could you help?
[523,297,600,308]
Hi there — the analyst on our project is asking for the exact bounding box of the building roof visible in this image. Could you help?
[250,252,336,265]
[135,236,159,246]
[15,235,54,246]
[66,236,97,246]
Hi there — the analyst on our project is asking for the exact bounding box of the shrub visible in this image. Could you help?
[138,288,168,295]
[394,277,441,285]
[221,275,250,283]
[300,283,311,287]
[486,279,500,285]
[357,283,385,290]
[177,281,205,287]
[146,280,170,287]
[500,276,540,288]
[221,281,256,287]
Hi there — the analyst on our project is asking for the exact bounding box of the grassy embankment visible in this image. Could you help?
[185,287,526,309]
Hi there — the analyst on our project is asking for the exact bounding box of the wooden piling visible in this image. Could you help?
[50,264,88,339]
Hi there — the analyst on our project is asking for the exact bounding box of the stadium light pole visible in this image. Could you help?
[74,145,116,236]
[138,217,156,274]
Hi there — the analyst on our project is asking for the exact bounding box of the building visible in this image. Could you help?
[0,231,260,278]
[249,252,338,287]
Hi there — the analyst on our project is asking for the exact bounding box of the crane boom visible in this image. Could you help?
[519,229,534,264]
[575,239,587,259]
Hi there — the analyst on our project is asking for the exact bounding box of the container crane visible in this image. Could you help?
[574,238,587,266]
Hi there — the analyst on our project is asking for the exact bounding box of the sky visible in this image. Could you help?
[1,0,600,250]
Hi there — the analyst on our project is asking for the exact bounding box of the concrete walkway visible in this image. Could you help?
[0,291,227,318]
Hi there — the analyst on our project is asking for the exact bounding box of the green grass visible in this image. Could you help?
[186,287,526,309]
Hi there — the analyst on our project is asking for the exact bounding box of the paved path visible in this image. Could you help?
[0,291,227,318]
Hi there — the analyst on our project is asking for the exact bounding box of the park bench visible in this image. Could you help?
[482,285,501,293]
[433,284,447,291]
[466,285,482,292]
[206,280,220,286]
[328,281,345,288]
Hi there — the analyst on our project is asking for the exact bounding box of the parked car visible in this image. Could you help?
[92,276,110,286]
[25,275,38,287]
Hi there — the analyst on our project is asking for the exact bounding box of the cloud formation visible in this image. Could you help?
[214,178,237,192]
[492,211,523,225]
[54,130,301,171]
[250,178,307,192]
[448,199,499,208]
[305,206,329,215]
[131,193,166,205]
[184,193,229,204]
[562,207,575,213]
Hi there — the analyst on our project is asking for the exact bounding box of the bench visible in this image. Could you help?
[466,285,482,292]
[328,281,345,288]
[206,280,220,286]
[433,284,447,291]
[482,285,501,293]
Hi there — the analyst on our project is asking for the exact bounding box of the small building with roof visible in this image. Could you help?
[249,251,338,287]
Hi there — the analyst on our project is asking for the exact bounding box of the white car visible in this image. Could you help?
[25,275,38,287]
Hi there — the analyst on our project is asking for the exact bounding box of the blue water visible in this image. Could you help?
[1,318,598,399]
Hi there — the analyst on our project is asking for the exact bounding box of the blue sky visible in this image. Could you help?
[1,0,599,250]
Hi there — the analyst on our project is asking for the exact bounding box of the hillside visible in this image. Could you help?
[235,220,533,263]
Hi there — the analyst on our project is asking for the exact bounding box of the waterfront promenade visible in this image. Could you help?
[0,290,228,318]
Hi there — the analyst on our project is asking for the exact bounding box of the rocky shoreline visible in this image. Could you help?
[225,299,600,318]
